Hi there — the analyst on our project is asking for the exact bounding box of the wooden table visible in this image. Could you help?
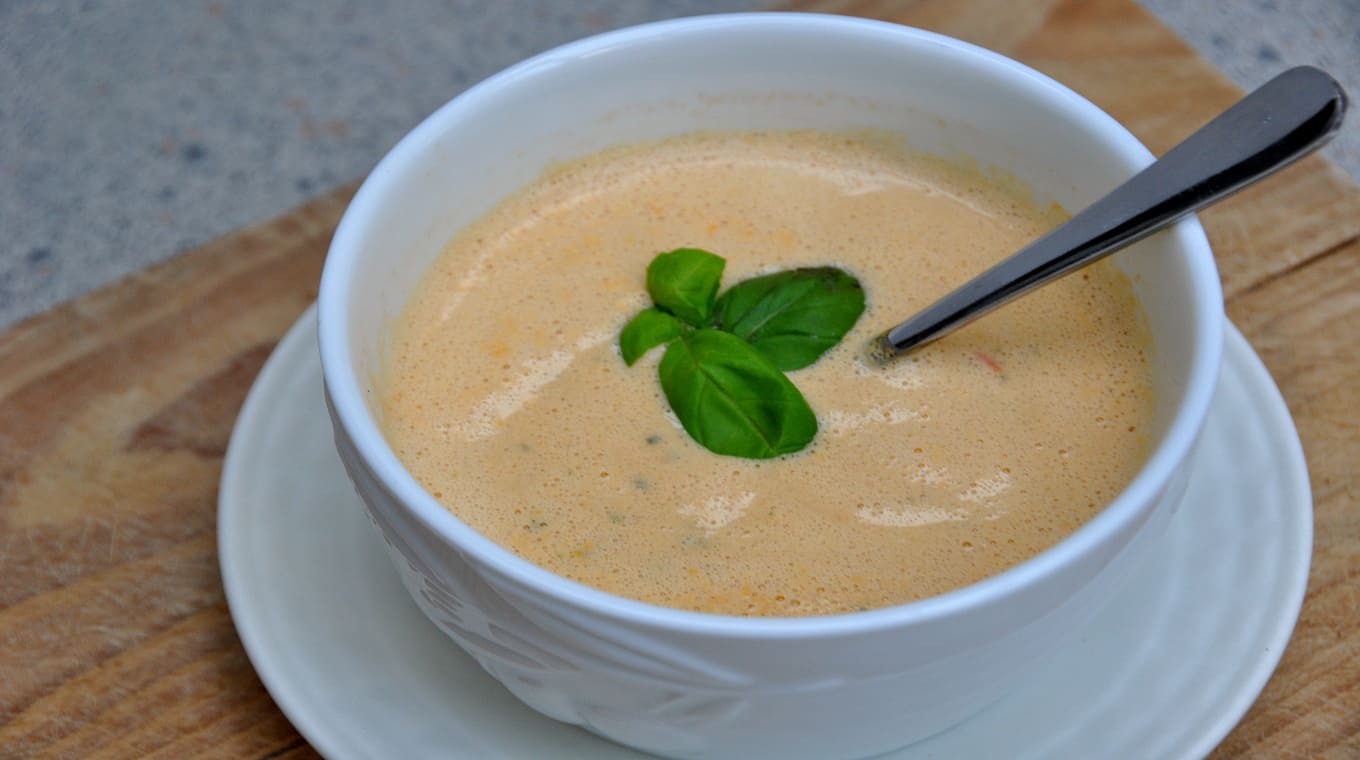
[2,1,1357,756]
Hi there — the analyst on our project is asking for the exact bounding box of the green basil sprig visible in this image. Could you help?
[619,248,865,459]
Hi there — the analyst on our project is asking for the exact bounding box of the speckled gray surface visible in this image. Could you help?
[1142,0,1360,174]
[1,0,1357,329]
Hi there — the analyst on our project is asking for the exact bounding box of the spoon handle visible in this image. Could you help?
[869,65,1348,363]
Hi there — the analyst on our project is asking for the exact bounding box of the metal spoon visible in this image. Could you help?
[865,65,1348,364]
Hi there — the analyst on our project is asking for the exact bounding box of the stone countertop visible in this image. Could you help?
[1,0,1356,329]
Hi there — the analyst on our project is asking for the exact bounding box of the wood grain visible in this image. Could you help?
[0,189,350,759]
[1218,239,1360,758]
[2,1,1358,756]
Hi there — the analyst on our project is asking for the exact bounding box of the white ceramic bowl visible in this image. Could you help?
[318,13,1223,760]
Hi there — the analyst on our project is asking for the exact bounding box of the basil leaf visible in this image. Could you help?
[619,308,683,365]
[712,267,866,371]
[647,248,725,326]
[659,329,817,459]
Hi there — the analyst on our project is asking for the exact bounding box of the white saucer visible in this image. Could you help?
[220,307,1312,759]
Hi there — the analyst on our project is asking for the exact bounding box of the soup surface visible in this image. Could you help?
[381,131,1153,616]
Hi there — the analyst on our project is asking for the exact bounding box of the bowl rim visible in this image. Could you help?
[317,11,1225,638]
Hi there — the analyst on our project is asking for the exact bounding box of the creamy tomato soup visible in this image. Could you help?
[381,131,1153,616]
